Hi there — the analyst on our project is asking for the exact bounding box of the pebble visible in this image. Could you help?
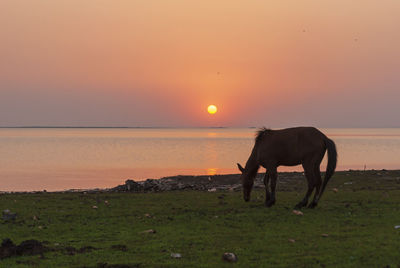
[292,210,304,216]
[222,252,237,263]
[171,253,182,258]
[140,229,156,234]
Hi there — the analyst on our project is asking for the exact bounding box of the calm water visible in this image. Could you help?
[1,128,400,191]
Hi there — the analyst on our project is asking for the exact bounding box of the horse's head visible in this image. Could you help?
[237,163,254,202]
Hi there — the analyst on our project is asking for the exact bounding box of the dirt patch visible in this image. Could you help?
[0,238,47,259]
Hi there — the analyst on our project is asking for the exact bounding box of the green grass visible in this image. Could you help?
[1,171,400,267]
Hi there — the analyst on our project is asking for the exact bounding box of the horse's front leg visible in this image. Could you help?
[266,168,277,207]
[263,171,271,206]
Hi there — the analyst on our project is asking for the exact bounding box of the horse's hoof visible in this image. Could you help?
[308,202,317,209]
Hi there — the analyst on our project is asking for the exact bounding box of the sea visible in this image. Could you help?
[1,127,400,191]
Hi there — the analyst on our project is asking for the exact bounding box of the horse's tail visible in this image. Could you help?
[318,138,337,200]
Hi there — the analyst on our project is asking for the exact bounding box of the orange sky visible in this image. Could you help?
[0,0,399,127]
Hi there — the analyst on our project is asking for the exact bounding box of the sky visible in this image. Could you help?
[0,0,399,128]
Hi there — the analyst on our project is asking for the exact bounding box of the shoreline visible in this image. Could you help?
[1,169,399,194]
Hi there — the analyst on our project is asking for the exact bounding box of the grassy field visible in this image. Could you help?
[1,170,400,267]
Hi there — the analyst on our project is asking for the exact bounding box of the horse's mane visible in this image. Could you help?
[255,127,272,144]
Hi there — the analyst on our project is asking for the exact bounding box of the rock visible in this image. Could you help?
[139,229,156,234]
[176,183,185,190]
[108,172,361,193]
[288,239,296,243]
[208,188,217,192]
[2,213,17,221]
[143,179,160,192]
[332,188,338,193]
[229,184,241,192]
[92,206,98,209]
[170,253,182,258]
[292,210,304,216]
[222,252,237,263]
[125,180,143,192]
[395,225,400,229]
[2,210,17,221]
[158,183,173,191]
[321,234,329,237]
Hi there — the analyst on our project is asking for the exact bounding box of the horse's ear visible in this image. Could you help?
[237,163,245,173]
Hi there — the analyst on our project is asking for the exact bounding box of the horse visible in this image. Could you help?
[237,127,337,209]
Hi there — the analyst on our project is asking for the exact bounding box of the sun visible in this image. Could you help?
[207,105,217,114]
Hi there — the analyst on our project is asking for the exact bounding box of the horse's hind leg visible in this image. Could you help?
[265,168,277,207]
[308,165,323,208]
[263,171,271,206]
[307,150,325,208]
[295,164,315,209]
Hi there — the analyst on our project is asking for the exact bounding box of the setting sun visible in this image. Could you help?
[207,105,217,115]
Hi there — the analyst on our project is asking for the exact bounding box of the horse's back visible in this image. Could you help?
[264,127,326,146]
[256,127,327,166]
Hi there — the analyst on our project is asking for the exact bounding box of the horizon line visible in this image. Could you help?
[0,126,230,129]
[1,126,400,129]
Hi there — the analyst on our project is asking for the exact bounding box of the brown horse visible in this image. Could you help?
[237,127,337,208]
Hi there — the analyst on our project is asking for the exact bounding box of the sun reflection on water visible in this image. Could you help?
[207,168,218,175]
